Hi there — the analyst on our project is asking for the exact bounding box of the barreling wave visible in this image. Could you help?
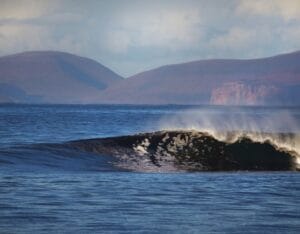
[1,130,299,172]
[69,130,300,172]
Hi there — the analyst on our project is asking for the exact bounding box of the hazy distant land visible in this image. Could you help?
[1,50,300,105]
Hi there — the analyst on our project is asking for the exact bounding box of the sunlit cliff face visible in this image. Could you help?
[210,82,278,105]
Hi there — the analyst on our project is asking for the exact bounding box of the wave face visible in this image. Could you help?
[69,130,299,172]
[0,143,119,172]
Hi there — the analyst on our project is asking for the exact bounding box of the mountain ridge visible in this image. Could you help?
[96,50,300,105]
[0,51,123,103]
[1,50,300,105]
[126,50,300,79]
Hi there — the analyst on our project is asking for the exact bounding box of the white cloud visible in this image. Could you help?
[207,26,279,59]
[237,0,300,21]
[0,0,300,76]
[0,0,85,56]
[0,23,84,56]
[0,24,49,53]
[280,26,300,51]
[104,30,132,54]
[103,7,202,53]
[0,0,57,20]
[210,27,257,50]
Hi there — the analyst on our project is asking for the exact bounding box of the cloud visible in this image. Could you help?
[210,27,257,50]
[0,24,49,53]
[103,7,202,53]
[279,26,300,51]
[237,0,300,21]
[207,24,300,59]
[0,22,84,56]
[0,0,299,76]
[0,0,57,20]
[0,0,85,56]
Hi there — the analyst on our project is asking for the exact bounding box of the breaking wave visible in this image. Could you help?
[2,106,300,172]
[1,130,299,172]
[69,130,300,172]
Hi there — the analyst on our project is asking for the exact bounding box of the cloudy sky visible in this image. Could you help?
[1,0,300,77]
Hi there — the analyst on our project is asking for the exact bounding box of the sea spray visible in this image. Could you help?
[70,130,299,172]
[158,108,300,168]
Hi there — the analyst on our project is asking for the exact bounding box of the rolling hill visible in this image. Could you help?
[0,51,123,103]
[1,50,300,105]
[97,51,300,105]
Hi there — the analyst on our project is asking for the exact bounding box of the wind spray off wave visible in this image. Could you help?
[1,106,300,172]
[70,130,299,172]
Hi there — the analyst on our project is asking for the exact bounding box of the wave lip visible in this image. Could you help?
[70,130,299,172]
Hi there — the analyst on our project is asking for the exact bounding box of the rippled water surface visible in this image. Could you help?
[0,104,299,233]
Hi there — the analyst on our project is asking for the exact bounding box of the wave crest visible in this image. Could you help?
[70,130,299,172]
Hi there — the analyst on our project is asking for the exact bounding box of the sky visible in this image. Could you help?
[1,0,300,77]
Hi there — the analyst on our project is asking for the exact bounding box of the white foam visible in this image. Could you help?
[133,138,150,155]
[158,108,300,169]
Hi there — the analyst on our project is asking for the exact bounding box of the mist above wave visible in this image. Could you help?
[158,108,300,155]
[70,130,299,172]
[1,107,299,172]
[1,129,299,172]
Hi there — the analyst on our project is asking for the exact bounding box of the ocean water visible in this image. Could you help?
[0,104,299,233]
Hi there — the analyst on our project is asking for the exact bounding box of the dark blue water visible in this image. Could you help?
[0,104,299,233]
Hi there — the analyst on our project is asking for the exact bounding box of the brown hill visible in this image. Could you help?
[1,50,300,105]
[0,51,123,103]
[97,51,300,105]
